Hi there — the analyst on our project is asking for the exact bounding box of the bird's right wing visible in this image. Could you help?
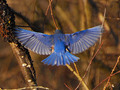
[65,25,103,54]
[14,28,54,55]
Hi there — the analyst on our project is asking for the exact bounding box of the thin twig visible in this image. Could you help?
[99,0,107,43]
[93,62,120,90]
[75,41,104,90]
[64,83,72,90]
[45,0,52,15]
[66,64,89,90]
[103,56,120,90]
[48,0,58,29]
[75,0,106,89]
[64,63,79,90]
[1,85,49,90]
[45,0,58,29]
[74,63,80,75]
[83,42,104,79]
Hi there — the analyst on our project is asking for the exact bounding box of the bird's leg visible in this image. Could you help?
[51,45,54,53]
[65,46,71,52]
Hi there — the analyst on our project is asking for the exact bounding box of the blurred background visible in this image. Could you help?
[0,0,120,90]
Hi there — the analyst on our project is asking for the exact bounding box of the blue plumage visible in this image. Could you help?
[14,25,103,66]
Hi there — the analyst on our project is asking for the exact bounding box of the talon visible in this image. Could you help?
[51,45,54,53]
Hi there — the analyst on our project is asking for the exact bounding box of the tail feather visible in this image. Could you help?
[63,55,70,65]
[42,54,53,64]
[52,54,58,65]
[67,52,79,62]
[42,51,79,66]
[57,56,60,66]
[62,55,67,65]
[67,54,75,63]
[43,53,56,65]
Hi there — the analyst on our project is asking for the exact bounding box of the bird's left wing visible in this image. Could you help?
[14,28,54,55]
[65,25,103,54]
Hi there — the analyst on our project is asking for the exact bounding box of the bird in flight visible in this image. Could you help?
[14,25,103,66]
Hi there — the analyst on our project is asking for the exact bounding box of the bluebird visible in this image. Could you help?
[14,25,103,66]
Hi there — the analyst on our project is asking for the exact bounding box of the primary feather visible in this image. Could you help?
[14,25,103,66]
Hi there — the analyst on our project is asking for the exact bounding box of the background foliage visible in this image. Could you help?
[0,0,120,89]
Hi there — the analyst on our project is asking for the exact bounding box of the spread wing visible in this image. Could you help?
[14,28,54,55]
[65,25,103,54]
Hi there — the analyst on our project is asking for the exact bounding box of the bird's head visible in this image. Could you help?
[55,30,63,34]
